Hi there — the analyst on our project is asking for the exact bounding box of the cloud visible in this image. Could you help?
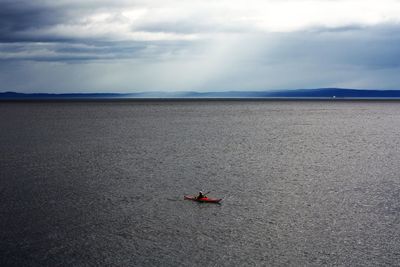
[3,0,400,43]
[1,0,400,92]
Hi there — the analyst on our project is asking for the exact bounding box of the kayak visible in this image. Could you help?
[184,195,222,203]
[184,196,222,203]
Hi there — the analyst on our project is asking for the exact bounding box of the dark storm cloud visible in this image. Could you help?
[0,1,136,43]
[0,1,68,42]
[0,40,193,63]
[0,0,198,62]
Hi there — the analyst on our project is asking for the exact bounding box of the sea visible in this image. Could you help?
[1,100,400,266]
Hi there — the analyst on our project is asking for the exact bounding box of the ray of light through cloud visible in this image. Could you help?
[1,0,400,92]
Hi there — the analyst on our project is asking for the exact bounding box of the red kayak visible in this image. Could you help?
[184,195,222,203]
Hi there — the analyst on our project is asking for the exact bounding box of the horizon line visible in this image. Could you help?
[1,88,398,95]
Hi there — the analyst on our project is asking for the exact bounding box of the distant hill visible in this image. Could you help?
[2,88,400,99]
[0,92,126,99]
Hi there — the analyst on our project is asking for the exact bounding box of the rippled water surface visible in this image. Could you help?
[1,101,400,266]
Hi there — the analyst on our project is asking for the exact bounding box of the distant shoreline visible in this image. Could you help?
[3,88,400,101]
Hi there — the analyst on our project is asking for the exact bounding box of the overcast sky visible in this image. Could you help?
[1,0,400,93]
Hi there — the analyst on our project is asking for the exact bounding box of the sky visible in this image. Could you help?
[1,0,400,93]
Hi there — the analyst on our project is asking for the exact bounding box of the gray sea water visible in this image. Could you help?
[1,101,400,266]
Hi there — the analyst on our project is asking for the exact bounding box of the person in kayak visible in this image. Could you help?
[197,191,206,199]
